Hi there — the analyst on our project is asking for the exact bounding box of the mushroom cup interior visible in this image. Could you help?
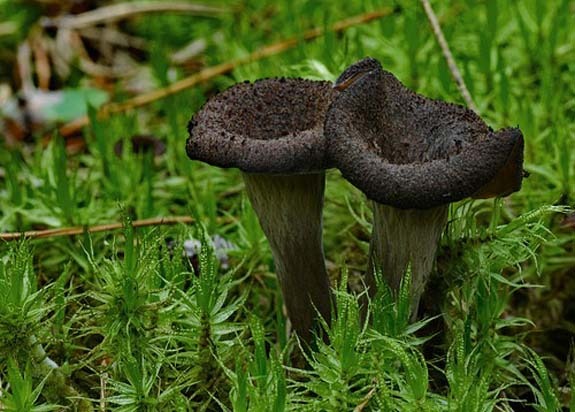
[187,78,337,174]
[210,79,333,140]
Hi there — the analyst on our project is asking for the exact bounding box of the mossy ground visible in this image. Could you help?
[0,0,574,410]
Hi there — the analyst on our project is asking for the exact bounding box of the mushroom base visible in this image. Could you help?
[367,203,448,319]
[242,172,332,343]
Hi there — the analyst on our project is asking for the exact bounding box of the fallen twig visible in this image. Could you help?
[41,1,227,30]
[79,26,148,50]
[99,368,108,412]
[1,216,195,241]
[419,0,478,113]
[59,8,393,136]
[69,29,138,78]
[353,387,377,411]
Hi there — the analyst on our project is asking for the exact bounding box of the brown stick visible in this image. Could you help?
[0,216,195,241]
[419,0,478,113]
[41,1,226,30]
[59,8,393,136]
[353,387,377,412]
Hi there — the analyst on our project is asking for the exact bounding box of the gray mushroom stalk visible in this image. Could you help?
[326,57,524,318]
[186,78,337,342]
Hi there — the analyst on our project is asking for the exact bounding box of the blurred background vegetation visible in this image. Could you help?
[0,0,574,410]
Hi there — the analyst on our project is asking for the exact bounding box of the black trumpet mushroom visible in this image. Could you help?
[326,57,524,317]
[186,78,337,342]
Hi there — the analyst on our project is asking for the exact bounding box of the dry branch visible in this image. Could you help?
[0,216,195,241]
[419,0,478,112]
[79,26,148,50]
[353,387,377,411]
[59,8,393,136]
[41,1,226,30]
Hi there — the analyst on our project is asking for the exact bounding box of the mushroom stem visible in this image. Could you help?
[242,172,332,342]
[367,203,448,319]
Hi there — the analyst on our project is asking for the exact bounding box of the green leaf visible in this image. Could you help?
[42,88,108,122]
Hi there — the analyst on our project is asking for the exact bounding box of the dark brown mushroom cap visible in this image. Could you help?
[326,63,524,209]
[186,78,337,174]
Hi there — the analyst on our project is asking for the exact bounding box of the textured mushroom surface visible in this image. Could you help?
[326,62,524,209]
[187,78,337,174]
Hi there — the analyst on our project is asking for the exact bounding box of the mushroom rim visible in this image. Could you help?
[326,123,522,209]
[186,124,333,174]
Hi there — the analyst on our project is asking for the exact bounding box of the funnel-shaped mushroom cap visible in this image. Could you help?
[326,60,524,209]
[187,78,337,174]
